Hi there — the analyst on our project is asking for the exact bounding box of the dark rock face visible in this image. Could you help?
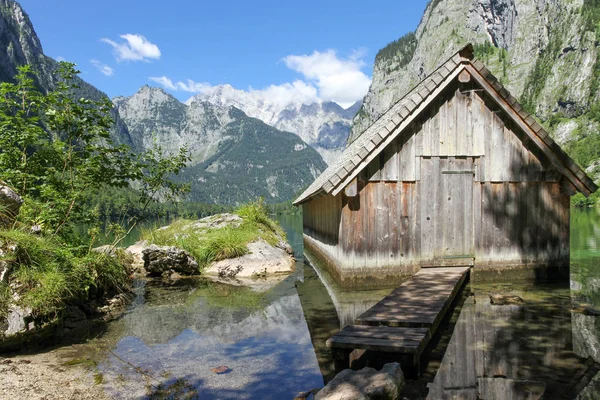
[315,363,404,400]
[142,245,199,276]
[0,185,22,226]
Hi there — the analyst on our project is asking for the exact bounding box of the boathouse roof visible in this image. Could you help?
[294,44,598,205]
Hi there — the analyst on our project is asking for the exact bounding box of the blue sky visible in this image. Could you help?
[19,0,429,106]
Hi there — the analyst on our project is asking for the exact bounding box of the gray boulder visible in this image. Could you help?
[315,363,404,400]
[142,245,199,276]
[0,185,23,226]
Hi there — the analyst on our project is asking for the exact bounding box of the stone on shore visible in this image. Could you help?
[142,245,199,276]
[315,363,404,400]
[0,185,23,227]
[204,238,294,279]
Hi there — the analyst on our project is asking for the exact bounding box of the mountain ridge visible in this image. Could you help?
[190,84,360,165]
[115,85,327,204]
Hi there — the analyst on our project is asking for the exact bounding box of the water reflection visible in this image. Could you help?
[70,209,600,399]
[91,275,323,400]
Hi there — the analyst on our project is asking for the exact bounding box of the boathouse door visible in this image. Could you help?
[420,156,475,266]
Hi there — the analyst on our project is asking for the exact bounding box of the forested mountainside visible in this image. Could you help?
[114,87,327,204]
[193,84,361,165]
[352,0,600,193]
[0,0,134,147]
[0,0,327,205]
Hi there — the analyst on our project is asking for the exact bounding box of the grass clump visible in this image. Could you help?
[142,199,286,270]
[0,229,130,323]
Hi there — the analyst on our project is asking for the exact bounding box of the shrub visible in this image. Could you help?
[0,229,130,321]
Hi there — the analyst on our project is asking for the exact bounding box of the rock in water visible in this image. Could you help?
[204,238,294,278]
[142,245,199,276]
[0,185,23,226]
[315,363,404,400]
[489,294,525,306]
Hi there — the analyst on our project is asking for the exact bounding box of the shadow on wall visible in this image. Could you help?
[477,90,570,282]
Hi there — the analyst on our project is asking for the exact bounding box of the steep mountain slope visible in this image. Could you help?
[192,84,360,165]
[351,0,600,187]
[0,0,134,147]
[114,87,327,204]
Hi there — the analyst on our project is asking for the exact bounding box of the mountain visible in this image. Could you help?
[351,0,600,185]
[191,84,360,165]
[114,86,327,204]
[0,0,134,147]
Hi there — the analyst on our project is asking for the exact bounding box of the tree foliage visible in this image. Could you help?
[0,63,189,243]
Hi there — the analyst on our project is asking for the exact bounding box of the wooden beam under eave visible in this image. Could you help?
[465,64,593,197]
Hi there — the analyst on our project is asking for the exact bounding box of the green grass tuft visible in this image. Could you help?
[142,200,287,270]
[0,228,130,321]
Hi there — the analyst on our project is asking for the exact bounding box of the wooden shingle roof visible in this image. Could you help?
[294,44,598,205]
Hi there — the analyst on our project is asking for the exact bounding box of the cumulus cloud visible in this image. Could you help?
[283,49,371,106]
[90,59,114,76]
[101,34,161,62]
[149,76,177,90]
[250,81,319,107]
[149,76,213,93]
[148,49,370,108]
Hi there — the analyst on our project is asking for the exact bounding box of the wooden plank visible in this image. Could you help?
[326,336,422,353]
[335,325,429,340]
[390,182,399,266]
[366,183,376,265]
[378,182,390,268]
[412,181,421,259]
[473,180,482,256]
[385,139,399,181]
[357,267,469,330]
[472,93,485,155]
[400,182,411,260]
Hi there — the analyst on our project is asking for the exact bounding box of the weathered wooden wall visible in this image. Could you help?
[303,80,571,285]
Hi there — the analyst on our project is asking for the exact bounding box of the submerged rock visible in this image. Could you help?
[142,245,199,276]
[204,238,294,279]
[489,294,525,306]
[315,363,404,400]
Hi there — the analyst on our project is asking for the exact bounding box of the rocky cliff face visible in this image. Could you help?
[114,87,327,204]
[0,0,135,147]
[352,0,600,185]
[193,84,360,165]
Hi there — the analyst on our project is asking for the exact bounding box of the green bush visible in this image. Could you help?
[0,229,130,321]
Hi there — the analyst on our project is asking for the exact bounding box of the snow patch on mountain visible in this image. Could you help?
[188,84,360,165]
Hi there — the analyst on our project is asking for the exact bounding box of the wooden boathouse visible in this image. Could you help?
[294,44,598,287]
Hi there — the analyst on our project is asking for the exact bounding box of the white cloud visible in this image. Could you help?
[149,76,213,93]
[283,49,371,106]
[149,76,177,90]
[55,56,66,62]
[148,49,370,108]
[250,80,319,107]
[90,59,114,76]
[101,34,161,62]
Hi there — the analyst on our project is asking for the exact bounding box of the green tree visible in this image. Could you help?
[0,63,189,244]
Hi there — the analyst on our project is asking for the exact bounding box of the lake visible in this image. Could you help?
[63,209,600,399]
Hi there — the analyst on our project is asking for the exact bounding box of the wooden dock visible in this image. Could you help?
[326,267,470,372]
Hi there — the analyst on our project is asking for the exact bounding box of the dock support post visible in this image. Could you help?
[332,349,351,372]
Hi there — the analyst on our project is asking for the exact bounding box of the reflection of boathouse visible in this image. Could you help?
[294,44,597,287]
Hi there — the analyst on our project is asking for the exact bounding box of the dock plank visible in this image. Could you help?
[327,336,421,354]
[356,267,469,329]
